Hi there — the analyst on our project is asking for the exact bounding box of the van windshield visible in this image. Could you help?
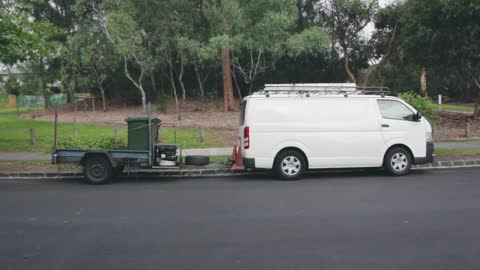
[240,100,247,125]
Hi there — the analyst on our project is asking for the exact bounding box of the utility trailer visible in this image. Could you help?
[51,105,231,184]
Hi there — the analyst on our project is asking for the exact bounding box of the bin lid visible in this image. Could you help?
[125,115,161,123]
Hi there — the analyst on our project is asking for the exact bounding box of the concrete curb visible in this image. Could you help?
[1,159,480,180]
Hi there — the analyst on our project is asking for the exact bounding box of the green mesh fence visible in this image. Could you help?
[16,95,45,108]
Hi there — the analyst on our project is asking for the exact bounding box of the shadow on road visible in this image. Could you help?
[46,168,430,186]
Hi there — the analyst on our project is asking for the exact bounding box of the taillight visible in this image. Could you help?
[244,126,250,149]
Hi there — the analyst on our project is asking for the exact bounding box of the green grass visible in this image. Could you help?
[0,108,223,153]
[436,148,480,156]
[439,104,474,112]
[444,137,480,143]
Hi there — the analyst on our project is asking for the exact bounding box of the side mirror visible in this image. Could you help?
[413,112,422,121]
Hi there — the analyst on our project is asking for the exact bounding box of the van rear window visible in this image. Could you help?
[240,100,247,125]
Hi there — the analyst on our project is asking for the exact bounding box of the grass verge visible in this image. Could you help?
[436,148,480,156]
[439,104,474,112]
[0,108,224,152]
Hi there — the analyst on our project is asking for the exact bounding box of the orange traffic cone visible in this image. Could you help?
[231,145,237,162]
[232,145,245,170]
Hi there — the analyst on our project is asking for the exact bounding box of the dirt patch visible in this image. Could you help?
[26,99,240,130]
[436,111,480,141]
[22,99,241,145]
[21,100,480,143]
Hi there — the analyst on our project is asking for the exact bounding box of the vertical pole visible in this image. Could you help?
[114,128,119,139]
[148,102,152,166]
[92,97,95,112]
[199,129,205,143]
[30,128,36,145]
[465,116,471,138]
[53,104,58,150]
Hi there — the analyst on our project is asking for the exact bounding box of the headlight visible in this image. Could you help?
[426,132,433,142]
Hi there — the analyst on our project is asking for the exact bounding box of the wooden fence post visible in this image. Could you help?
[114,128,119,139]
[53,104,58,150]
[199,129,205,143]
[30,128,36,145]
[465,116,471,138]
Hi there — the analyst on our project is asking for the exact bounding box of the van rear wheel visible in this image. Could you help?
[274,150,306,180]
[384,147,412,176]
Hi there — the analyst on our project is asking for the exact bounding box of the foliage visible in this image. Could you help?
[0,9,63,64]
[1,0,480,109]
[58,136,125,150]
[399,0,480,99]
[399,92,439,123]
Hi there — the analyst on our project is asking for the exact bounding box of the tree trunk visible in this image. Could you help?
[123,57,146,112]
[343,46,356,84]
[99,85,106,112]
[421,67,428,97]
[232,65,242,100]
[92,66,107,112]
[178,58,186,104]
[221,47,235,111]
[193,63,205,97]
[150,73,159,97]
[38,59,48,108]
[169,61,179,117]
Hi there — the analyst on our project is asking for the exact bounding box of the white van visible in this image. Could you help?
[239,84,434,180]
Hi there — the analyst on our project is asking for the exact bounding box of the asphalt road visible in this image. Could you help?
[2,168,480,270]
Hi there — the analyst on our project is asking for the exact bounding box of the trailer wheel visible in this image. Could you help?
[84,156,112,184]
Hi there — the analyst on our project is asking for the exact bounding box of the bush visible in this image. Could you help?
[58,136,125,150]
[398,92,439,123]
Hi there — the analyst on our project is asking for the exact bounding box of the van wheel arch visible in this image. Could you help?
[274,147,309,169]
[384,144,414,165]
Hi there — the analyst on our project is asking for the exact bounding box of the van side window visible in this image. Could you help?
[240,100,247,125]
[377,100,414,121]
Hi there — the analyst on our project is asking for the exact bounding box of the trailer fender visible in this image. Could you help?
[80,151,118,168]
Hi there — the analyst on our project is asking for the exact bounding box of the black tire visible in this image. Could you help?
[84,156,112,184]
[383,147,412,176]
[185,155,210,166]
[273,150,306,180]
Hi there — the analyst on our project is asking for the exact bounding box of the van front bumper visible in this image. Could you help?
[415,142,435,164]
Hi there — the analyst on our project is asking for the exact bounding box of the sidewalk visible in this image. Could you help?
[1,143,480,161]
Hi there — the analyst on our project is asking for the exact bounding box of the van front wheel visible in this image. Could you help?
[274,150,306,180]
[384,147,412,176]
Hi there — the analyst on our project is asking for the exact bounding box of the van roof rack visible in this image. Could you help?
[255,83,392,98]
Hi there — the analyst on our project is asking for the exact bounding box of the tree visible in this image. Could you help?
[400,0,480,101]
[232,0,329,94]
[322,0,378,84]
[362,3,401,88]
[204,0,241,111]
[93,0,152,112]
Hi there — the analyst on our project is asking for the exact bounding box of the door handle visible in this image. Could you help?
[381,124,390,128]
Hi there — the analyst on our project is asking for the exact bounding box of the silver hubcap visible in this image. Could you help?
[390,153,408,172]
[281,156,301,176]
